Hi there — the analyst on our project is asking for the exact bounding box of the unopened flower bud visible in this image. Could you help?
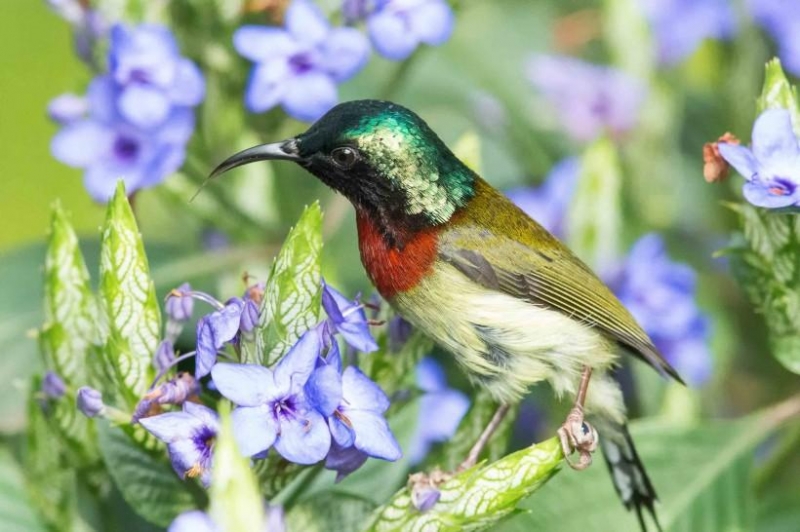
[166,283,194,322]
[42,371,67,399]
[77,386,105,417]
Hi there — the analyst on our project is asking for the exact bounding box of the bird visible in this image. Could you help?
[210,99,683,531]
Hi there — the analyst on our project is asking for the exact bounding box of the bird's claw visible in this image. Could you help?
[557,406,598,471]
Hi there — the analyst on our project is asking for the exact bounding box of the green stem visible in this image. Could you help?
[380,51,424,100]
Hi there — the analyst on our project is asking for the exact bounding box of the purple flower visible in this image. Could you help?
[639,0,736,65]
[388,315,413,352]
[140,402,219,487]
[42,371,67,399]
[364,0,455,61]
[505,157,580,239]
[211,330,331,463]
[527,55,646,142]
[50,76,194,201]
[611,234,712,386]
[321,281,379,352]
[240,283,264,336]
[718,109,800,208]
[407,358,469,464]
[411,484,441,512]
[77,386,105,417]
[234,0,370,121]
[133,372,201,422]
[305,349,401,479]
[46,1,106,65]
[109,24,205,129]
[196,298,246,379]
[748,0,800,76]
[166,283,194,323]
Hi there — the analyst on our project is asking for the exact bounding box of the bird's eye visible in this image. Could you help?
[331,147,358,169]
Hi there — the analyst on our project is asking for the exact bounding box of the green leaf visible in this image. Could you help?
[364,437,563,531]
[497,411,790,532]
[569,137,623,270]
[97,422,206,527]
[257,202,323,366]
[756,58,800,136]
[360,330,433,397]
[42,202,99,385]
[98,182,161,406]
[0,444,46,532]
[23,387,78,530]
[209,402,265,532]
[289,493,377,532]
[727,203,800,374]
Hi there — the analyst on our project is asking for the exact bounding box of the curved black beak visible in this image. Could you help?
[209,139,301,179]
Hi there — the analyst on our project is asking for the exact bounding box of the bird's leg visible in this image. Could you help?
[557,366,599,471]
[457,403,511,472]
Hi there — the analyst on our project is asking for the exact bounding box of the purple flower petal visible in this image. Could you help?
[169,510,219,532]
[367,11,419,61]
[195,299,245,378]
[407,389,469,463]
[82,164,144,202]
[233,26,296,62]
[211,363,276,407]
[51,120,112,168]
[342,366,390,413]
[415,357,447,393]
[274,329,323,394]
[119,85,172,128]
[717,143,758,180]
[305,364,343,416]
[743,180,800,208]
[231,405,278,457]
[329,416,355,447]
[169,59,205,106]
[408,0,454,45]
[274,409,331,464]
[325,441,368,482]
[285,0,330,45]
[281,72,338,122]
[48,93,88,123]
[245,61,289,113]
[348,410,402,461]
[321,28,370,82]
[139,411,198,442]
[751,108,800,163]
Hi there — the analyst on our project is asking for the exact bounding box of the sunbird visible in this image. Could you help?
[211,100,683,530]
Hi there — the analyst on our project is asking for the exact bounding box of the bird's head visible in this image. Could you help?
[211,100,476,233]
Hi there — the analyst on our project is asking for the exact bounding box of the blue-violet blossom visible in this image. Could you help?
[196,298,246,379]
[77,386,105,417]
[718,108,800,208]
[234,0,369,122]
[139,402,219,487]
[108,24,205,129]
[748,0,800,76]
[321,280,379,352]
[358,0,455,61]
[211,330,332,463]
[527,55,646,142]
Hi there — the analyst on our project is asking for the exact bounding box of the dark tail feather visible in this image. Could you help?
[599,423,661,532]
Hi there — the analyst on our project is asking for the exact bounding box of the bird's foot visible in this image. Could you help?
[408,469,450,512]
[556,406,598,471]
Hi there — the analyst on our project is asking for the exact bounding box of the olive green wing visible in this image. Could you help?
[439,227,684,384]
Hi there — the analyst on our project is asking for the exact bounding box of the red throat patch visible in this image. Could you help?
[355,211,439,299]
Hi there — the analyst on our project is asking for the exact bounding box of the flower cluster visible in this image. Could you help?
[133,278,398,486]
[638,0,736,66]
[235,0,454,121]
[526,55,646,143]
[49,24,204,201]
[718,108,800,208]
[506,160,712,386]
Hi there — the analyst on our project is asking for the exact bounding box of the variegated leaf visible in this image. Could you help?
[258,202,323,366]
[98,182,161,405]
[365,438,562,532]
